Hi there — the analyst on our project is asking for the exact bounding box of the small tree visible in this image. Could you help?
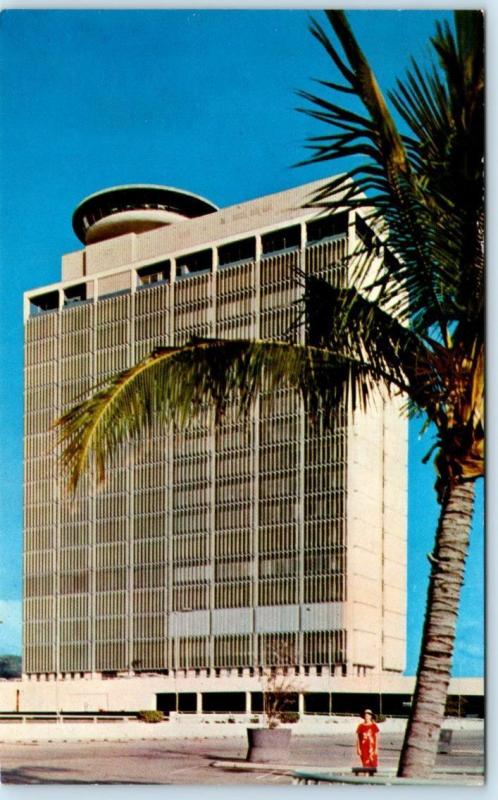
[259,643,303,728]
[262,668,298,729]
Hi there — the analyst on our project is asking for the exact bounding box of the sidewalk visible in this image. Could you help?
[212,760,484,786]
[0,714,483,744]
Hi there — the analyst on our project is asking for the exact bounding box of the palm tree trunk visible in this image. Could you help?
[397,479,476,778]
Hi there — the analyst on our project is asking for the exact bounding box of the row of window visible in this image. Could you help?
[28,214,352,316]
[25,493,346,545]
[24,628,348,674]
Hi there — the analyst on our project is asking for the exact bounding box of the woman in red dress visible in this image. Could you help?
[356,709,380,771]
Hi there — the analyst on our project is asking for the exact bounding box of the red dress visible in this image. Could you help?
[356,721,379,768]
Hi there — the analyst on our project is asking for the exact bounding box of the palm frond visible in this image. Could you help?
[388,13,484,323]
[303,275,442,416]
[298,10,484,342]
[56,337,401,493]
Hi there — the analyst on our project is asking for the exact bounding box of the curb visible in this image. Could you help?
[211,761,484,778]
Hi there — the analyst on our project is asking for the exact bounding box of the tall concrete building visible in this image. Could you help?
[23,178,407,709]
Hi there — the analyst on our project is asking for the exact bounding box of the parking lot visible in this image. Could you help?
[0,730,484,785]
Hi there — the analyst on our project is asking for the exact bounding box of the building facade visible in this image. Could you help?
[23,178,407,699]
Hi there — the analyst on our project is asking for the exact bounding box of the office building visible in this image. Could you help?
[23,178,407,711]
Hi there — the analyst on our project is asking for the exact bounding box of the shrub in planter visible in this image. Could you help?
[246,645,305,763]
[279,711,300,724]
[137,709,164,723]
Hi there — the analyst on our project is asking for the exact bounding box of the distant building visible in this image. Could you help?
[23,178,407,713]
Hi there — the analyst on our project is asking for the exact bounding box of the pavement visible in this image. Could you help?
[0,728,484,785]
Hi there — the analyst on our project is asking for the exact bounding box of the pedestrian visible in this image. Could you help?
[356,709,379,773]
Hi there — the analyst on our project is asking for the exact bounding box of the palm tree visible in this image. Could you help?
[57,11,484,778]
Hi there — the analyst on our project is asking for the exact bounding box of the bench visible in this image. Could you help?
[352,766,377,777]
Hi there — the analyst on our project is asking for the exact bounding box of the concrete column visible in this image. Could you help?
[196,692,203,714]
[298,692,305,715]
[23,294,31,322]
[245,691,252,714]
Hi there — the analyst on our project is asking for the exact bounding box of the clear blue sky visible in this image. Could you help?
[0,9,484,676]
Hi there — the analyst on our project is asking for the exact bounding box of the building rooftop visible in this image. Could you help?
[72,184,219,245]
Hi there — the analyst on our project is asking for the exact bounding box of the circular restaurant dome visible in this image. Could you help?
[72,184,218,245]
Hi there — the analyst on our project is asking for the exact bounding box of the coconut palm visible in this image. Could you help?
[57,10,484,778]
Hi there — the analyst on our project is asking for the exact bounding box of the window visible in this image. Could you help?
[218,237,256,267]
[261,225,301,255]
[63,283,87,306]
[176,249,212,277]
[306,212,348,244]
[137,260,170,287]
[29,290,59,316]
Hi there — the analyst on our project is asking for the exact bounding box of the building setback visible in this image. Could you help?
[23,177,407,706]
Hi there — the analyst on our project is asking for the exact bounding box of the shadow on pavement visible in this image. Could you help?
[1,766,164,785]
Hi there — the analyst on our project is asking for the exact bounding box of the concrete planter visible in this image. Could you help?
[246,727,292,763]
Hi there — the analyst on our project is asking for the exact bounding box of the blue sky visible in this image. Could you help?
[0,9,484,676]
